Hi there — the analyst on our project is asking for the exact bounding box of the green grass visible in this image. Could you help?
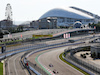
[0,39,23,45]
[0,43,21,48]
[0,62,3,75]
[59,53,89,75]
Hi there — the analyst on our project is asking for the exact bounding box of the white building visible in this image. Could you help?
[31,17,57,29]
[0,19,13,29]
[39,6,100,27]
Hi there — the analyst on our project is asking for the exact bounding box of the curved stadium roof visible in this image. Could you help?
[39,7,94,19]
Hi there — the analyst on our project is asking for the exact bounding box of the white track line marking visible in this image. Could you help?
[8,59,11,75]
[8,52,28,75]
[14,53,28,75]
[38,53,55,75]
[14,54,20,75]
[57,51,84,75]
[8,54,16,75]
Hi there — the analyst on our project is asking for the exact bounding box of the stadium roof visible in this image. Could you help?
[39,7,94,19]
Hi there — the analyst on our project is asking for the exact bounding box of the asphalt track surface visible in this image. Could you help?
[6,52,32,75]
[26,34,99,75]
[2,33,100,75]
[3,29,67,39]
[38,47,83,75]
[0,33,98,56]
[27,44,84,75]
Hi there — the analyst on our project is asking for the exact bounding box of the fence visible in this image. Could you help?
[0,35,97,75]
[64,46,100,75]
[28,61,48,75]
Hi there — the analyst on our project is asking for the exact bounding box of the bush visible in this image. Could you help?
[83,55,86,58]
[80,54,86,58]
[86,53,89,55]
[80,54,83,57]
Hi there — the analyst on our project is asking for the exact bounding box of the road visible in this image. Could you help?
[3,28,95,39]
[26,34,100,75]
[27,44,85,75]
[6,52,35,75]
[0,33,98,57]
[38,47,83,75]
[2,33,100,75]
[3,29,67,39]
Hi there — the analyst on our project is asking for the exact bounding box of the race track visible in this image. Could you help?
[38,47,83,75]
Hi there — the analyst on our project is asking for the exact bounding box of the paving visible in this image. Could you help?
[75,51,100,69]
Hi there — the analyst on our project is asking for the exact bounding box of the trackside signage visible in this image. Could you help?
[33,35,53,38]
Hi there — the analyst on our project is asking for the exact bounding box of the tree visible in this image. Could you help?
[17,26,23,32]
[0,32,3,38]
[8,28,16,33]
[88,23,91,27]
[92,52,96,58]
[91,22,100,32]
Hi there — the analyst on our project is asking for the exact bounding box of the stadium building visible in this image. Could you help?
[31,6,100,29]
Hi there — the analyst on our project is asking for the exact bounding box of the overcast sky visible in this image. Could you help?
[0,0,100,22]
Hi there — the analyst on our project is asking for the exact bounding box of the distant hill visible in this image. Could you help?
[13,21,25,25]
[20,21,31,25]
[13,21,31,25]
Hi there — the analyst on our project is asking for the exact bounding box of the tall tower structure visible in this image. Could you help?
[5,3,13,29]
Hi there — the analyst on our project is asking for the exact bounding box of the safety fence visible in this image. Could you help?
[0,35,97,75]
[25,42,85,75]
[28,61,47,75]
[64,46,100,75]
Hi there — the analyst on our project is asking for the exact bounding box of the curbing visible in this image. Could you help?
[26,42,84,75]
[0,42,84,75]
[35,52,54,75]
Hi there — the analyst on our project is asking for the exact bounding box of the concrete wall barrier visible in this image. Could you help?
[26,42,84,75]
[62,55,94,75]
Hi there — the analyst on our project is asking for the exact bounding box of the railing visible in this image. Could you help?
[64,46,100,75]
[20,52,32,75]
[25,42,85,75]
[0,35,98,75]
[28,61,46,75]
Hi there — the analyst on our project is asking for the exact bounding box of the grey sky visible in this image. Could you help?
[0,0,100,21]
